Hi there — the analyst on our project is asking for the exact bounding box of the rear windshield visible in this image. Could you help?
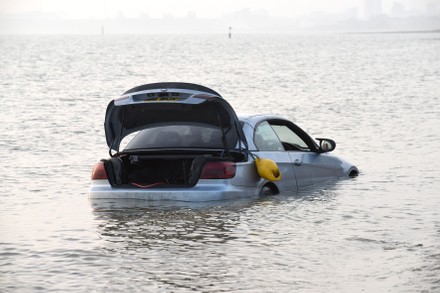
[124,124,235,150]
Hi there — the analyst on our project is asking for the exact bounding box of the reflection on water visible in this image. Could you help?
[91,198,248,247]
[1,33,440,292]
[88,190,343,291]
[90,181,343,250]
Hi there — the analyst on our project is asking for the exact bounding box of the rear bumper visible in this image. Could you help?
[88,179,257,202]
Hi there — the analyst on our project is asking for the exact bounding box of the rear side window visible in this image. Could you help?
[254,121,284,151]
[124,124,225,150]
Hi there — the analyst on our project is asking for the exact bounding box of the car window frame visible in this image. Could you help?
[265,119,320,152]
[253,121,285,151]
[253,118,319,153]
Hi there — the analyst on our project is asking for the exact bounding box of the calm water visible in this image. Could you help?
[1,33,440,292]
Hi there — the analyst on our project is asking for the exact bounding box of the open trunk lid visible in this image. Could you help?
[104,82,247,155]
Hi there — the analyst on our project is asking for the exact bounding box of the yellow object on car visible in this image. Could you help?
[254,157,282,181]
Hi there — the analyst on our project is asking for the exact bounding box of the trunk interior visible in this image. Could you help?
[102,152,244,188]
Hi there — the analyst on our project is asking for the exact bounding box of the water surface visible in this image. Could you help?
[1,33,439,292]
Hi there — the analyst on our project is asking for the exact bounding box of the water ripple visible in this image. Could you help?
[1,33,440,292]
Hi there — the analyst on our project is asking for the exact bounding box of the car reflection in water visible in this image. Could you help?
[90,198,254,247]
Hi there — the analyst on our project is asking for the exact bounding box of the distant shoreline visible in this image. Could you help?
[347,29,440,34]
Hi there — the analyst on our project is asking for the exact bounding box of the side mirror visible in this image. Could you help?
[316,138,336,153]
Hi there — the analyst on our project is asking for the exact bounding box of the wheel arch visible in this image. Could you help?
[260,182,280,196]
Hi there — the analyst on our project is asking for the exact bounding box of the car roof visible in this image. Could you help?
[238,113,289,125]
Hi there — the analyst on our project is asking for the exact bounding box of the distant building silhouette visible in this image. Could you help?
[363,0,382,19]
[391,2,407,17]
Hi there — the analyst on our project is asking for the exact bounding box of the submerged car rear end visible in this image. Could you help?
[89,159,258,201]
[89,82,259,201]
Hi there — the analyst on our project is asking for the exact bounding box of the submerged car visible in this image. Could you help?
[89,82,358,201]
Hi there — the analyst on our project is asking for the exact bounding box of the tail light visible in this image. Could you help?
[91,162,108,180]
[200,161,236,179]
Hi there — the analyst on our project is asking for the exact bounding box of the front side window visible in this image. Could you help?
[271,124,310,151]
[254,121,284,151]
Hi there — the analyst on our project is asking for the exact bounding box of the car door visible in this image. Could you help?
[252,121,298,192]
[290,152,344,187]
[269,120,343,188]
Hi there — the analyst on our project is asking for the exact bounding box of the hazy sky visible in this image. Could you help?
[0,0,434,18]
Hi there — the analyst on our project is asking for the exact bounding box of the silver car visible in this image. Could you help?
[89,82,358,201]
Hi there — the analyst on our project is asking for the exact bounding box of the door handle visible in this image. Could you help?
[294,159,302,166]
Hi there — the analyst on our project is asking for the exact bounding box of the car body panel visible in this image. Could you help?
[252,151,298,191]
[229,162,261,187]
[288,152,344,187]
[90,179,256,201]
